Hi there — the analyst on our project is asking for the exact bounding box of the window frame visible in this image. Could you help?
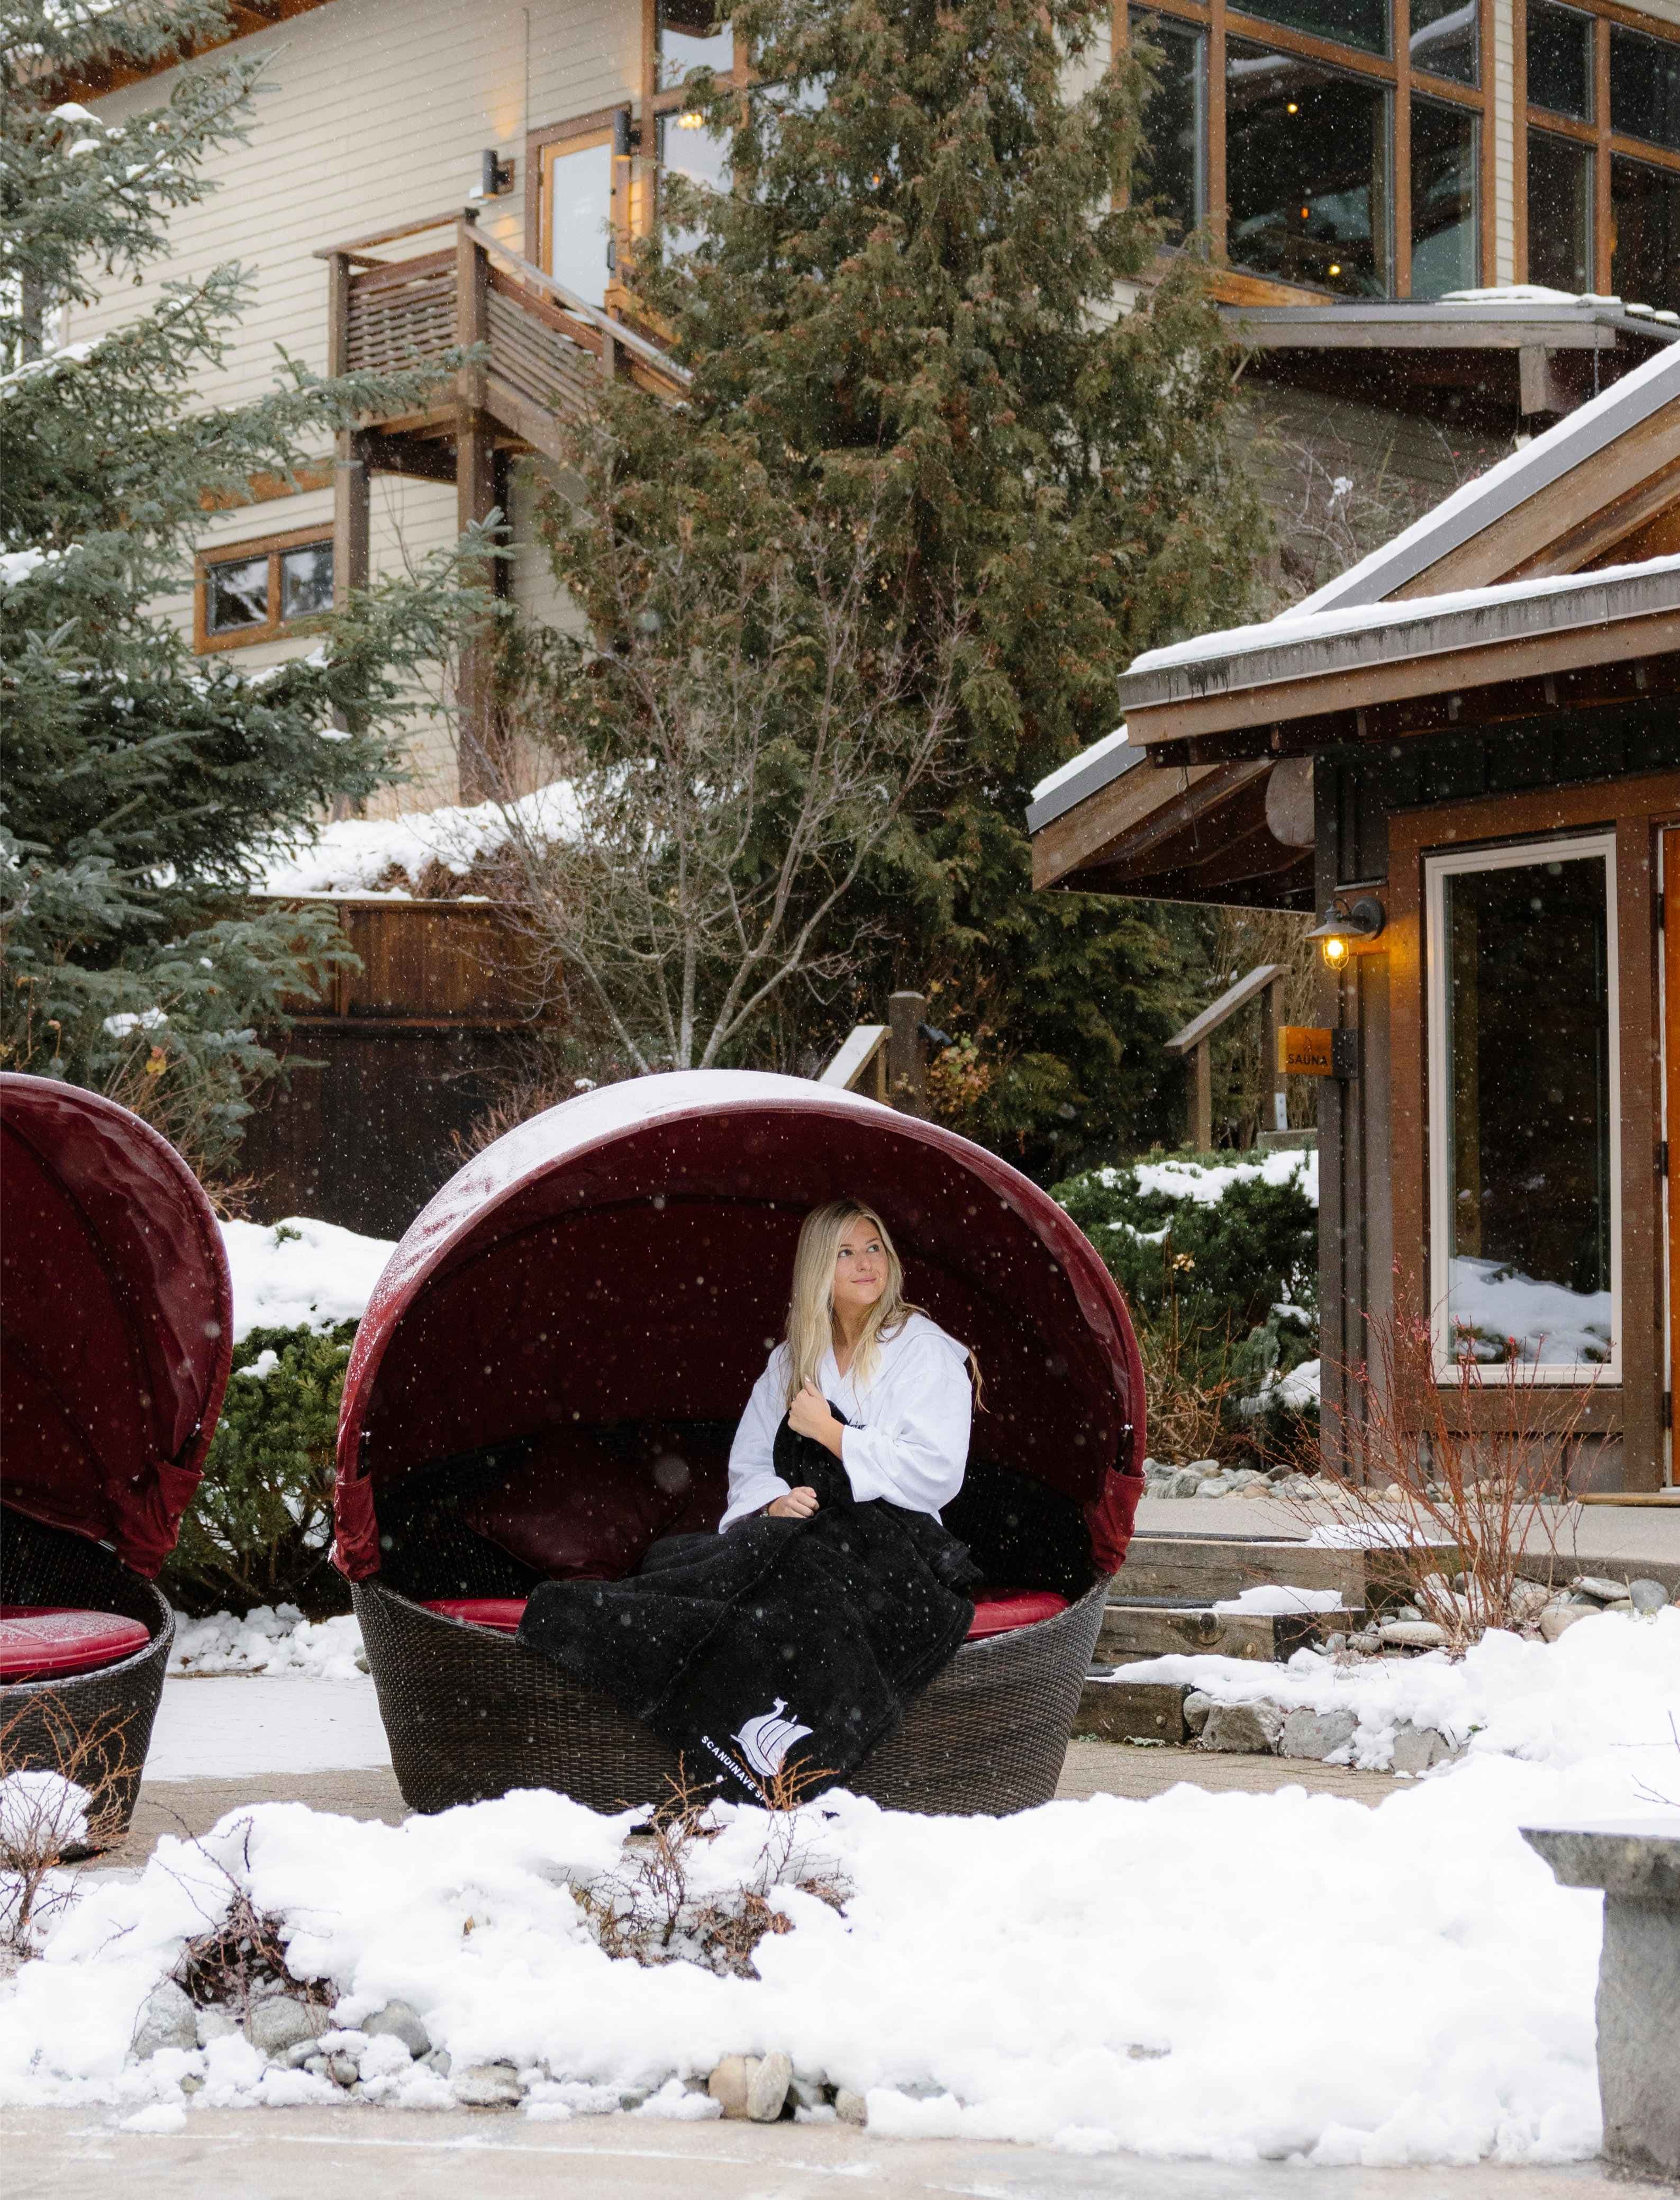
[1115,0,1491,298]
[194,524,335,656]
[1515,0,1680,297]
[1424,829,1622,1386]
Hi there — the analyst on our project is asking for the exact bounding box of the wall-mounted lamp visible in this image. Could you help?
[470,148,516,202]
[1306,893,1385,969]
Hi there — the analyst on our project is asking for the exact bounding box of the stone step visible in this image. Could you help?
[1096,1597,1351,1665]
[1071,1672,1193,1745]
[1118,1530,1457,1609]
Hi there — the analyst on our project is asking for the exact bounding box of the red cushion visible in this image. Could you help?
[965,1590,1069,1640]
[0,1605,152,1682]
[421,1597,527,1633]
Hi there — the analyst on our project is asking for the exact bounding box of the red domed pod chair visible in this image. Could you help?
[1,1074,233,1841]
[335,1071,1146,1818]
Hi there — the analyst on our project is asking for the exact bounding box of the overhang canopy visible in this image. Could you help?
[0,1073,233,1576]
[333,1072,1147,1580]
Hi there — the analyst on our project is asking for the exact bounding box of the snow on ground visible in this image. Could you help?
[1129,1149,1318,1207]
[1113,1604,1680,1775]
[143,1678,389,1781]
[1210,1585,1343,1616]
[220,1216,394,1341]
[169,1607,365,1683]
[252,783,580,899]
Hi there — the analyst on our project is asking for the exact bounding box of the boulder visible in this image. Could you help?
[132,1979,197,2059]
[364,1999,430,2058]
[747,2051,793,2122]
[423,2049,453,2077]
[1391,1722,1457,1775]
[1279,1707,1358,1761]
[452,2061,524,2108]
[249,1994,331,2058]
[834,2087,868,2126]
[1629,1579,1670,1615]
[1573,1574,1631,1604]
[1182,1690,1213,1736]
[1379,1619,1449,1650]
[1201,1700,1284,1753]
[195,2005,236,2049]
[708,2054,756,2118]
[1540,1604,1596,1642]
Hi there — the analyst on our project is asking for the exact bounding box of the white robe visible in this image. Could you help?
[720,1311,973,1532]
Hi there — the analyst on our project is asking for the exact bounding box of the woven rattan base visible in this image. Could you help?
[1,1508,173,1844]
[355,1572,1107,1818]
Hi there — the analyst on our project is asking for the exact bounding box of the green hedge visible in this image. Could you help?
[162,1321,356,1618]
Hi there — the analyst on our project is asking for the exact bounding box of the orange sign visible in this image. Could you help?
[1279,1026,1334,1076]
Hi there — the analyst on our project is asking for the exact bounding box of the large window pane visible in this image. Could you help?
[1436,846,1615,1371]
[1612,155,1680,311]
[1527,129,1592,293]
[279,542,333,622]
[659,110,732,255]
[1234,0,1387,59]
[658,0,733,90]
[1411,0,1477,87]
[1131,11,1206,239]
[207,555,267,634]
[1227,41,1390,295]
[1609,23,1680,153]
[1527,0,1592,122]
[1411,97,1478,295]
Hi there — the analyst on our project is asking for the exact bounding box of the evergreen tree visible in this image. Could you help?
[539,0,1267,1175]
[1,1,487,1172]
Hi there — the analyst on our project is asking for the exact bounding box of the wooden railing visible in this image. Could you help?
[1166,963,1287,1152]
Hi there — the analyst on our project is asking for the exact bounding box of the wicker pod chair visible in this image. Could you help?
[1,1074,233,1842]
[336,1070,1147,1818]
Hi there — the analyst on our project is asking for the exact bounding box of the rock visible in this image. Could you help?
[1391,1722,1457,1775]
[834,2087,868,2126]
[1279,1707,1358,1761]
[1182,1690,1212,1736]
[304,2052,359,2087]
[1509,1579,1554,1621]
[1379,1619,1448,1650]
[353,1649,370,1674]
[617,2086,651,2111]
[194,2005,236,2048]
[423,2049,452,2077]
[453,2061,524,2108]
[1165,1470,1205,1497]
[1629,1579,1670,1615]
[708,2054,755,2118]
[1540,1604,1596,1642]
[180,2074,204,2095]
[747,2050,792,2122]
[787,2075,827,2112]
[1196,1475,1235,1497]
[249,1994,331,2058]
[1200,1700,1284,1753]
[132,1979,197,2059]
[364,1999,430,2058]
[1323,1633,1348,1655]
[1572,1574,1631,1604]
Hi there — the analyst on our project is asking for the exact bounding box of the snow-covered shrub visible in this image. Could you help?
[162,1322,357,1618]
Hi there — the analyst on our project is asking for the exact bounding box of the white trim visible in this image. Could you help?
[1660,829,1675,1484]
[1424,829,1621,1383]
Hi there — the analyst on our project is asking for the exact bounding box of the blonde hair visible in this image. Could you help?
[784,1199,911,1404]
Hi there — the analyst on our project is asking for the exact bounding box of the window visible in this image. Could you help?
[1237,0,1387,59]
[1410,0,1477,87]
[1410,96,1478,295]
[1612,154,1680,310]
[1527,0,1593,121]
[196,531,333,653]
[1427,835,1619,1380]
[1609,23,1680,153]
[1132,11,1206,238]
[539,129,618,306]
[657,106,732,253]
[657,0,733,90]
[1225,40,1391,295]
[1527,128,1593,292]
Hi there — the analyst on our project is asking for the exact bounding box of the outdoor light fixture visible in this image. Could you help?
[470,148,515,201]
[676,108,706,128]
[1306,894,1385,968]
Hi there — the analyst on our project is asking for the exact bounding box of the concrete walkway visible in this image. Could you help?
[0,2103,1614,2200]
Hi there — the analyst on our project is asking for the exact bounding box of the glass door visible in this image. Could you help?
[540,128,618,307]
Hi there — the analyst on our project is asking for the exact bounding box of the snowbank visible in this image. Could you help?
[169,1606,365,1683]
[253,783,580,899]
[1130,1149,1318,1208]
[220,1216,394,1342]
[1117,1604,1680,1775]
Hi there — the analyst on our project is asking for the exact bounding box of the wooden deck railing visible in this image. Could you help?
[1166,963,1288,1151]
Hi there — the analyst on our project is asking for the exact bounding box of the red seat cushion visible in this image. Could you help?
[966,1590,1069,1640]
[0,1606,152,1682]
[421,1597,528,1633]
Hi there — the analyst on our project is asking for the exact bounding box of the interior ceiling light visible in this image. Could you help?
[677,109,705,128]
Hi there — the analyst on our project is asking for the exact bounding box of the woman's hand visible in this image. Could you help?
[766,1486,820,1520]
[788,1380,843,1454]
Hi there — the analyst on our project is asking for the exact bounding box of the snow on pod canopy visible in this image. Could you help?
[0,1072,233,1576]
[333,1071,1146,1579]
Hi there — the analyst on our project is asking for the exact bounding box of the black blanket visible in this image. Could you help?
[517,1407,980,1801]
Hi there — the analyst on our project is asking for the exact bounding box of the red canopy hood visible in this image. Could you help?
[334,1071,1146,1580]
[1,1073,233,1576]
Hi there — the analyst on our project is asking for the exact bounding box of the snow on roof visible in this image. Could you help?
[1291,334,1680,617]
[253,782,581,898]
[1031,723,1130,807]
[1123,550,1680,683]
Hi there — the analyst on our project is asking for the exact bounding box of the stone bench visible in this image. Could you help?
[1520,1817,1680,2186]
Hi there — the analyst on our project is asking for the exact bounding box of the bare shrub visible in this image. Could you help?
[1135,1294,1245,1469]
[1275,1294,1592,1646]
[0,1697,132,1962]
[170,1816,322,2025]
[568,1762,847,1980]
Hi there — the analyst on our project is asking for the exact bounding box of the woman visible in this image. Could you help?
[719,1199,974,1532]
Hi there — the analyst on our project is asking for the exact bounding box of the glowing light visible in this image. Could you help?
[1328,261,1342,276]
[1321,935,1350,970]
[1286,101,1299,112]
[676,110,705,128]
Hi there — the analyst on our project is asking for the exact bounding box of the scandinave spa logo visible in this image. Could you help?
[733,1699,813,1778]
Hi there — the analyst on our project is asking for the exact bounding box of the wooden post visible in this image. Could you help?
[455,220,501,801]
[1187,1039,1213,1153]
[1260,974,1288,1136]
[887,992,929,1116]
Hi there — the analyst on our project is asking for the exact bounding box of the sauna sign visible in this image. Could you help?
[1279,1026,1334,1076]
